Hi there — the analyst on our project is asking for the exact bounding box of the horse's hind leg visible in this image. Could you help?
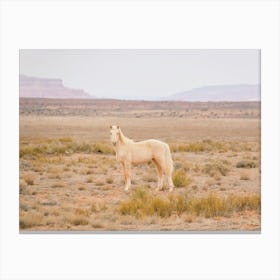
[167,175,174,192]
[122,161,131,192]
[152,159,163,191]
[166,167,174,192]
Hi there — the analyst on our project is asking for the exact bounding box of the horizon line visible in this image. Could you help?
[19,73,260,101]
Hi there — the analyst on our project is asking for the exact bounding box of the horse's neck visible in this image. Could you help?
[115,133,134,156]
[119,131,133,144]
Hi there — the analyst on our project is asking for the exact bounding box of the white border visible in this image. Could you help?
[1,1,279,279]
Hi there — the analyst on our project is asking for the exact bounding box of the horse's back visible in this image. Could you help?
[140,139,171,157]
[134,139,168,150]
[150,139,170,151]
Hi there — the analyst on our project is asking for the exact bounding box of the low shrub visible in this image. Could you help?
[91,202,107,213]
[203,161,229,177]
[106,177,114,184]
[172,169,192,188]
[74,208,90,217]
[240,172,250,180]
[51,182,66,188]
[236,160,257,168]
[22,174,35,185]
[67,215,89,226]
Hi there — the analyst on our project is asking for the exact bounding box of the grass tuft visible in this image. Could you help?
[20,212,44,229]
[106,177,114,184]
[51,182,66,188]
[75,208,90,216]
[172,169,192,188]
[236,160,257,168]
[91,202,107,213]
[68,215,89,226]
[240,172,250,180]
[22,174,35,185]
[203,161,229,177]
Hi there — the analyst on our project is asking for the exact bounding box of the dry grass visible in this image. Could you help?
[91,222,103,228]
[20,178,27,188]
[74,208,90,216]
[106,177,114,184]
[20,211,44,229]
[91,202,108,213]
[240,172,250,180]
[236,160,257,168]
[192,164,200,173]
[170,140,227,153]
[184,214,195,223]
[20,139,114,159]
[203,160,229,177]
[22,174,35,185]
[51,182,66,188]
[41,200,57,206]
[86,177,93,183]
[66,214,89,226]
[118,187,172,218]
[118,187,260,219]
[170,140,257,153]
[95,180,104,186]
[186,193,260,218]
[172,169,192,188]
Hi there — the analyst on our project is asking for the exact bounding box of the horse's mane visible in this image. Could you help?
[119,129,134,144]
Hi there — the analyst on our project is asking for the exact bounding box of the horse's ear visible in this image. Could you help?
[117,126,120,130]
[110,125,112,129]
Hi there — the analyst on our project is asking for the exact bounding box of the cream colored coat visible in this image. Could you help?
[110,125,174,192]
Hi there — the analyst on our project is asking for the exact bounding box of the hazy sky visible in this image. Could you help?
[20,49,260,100]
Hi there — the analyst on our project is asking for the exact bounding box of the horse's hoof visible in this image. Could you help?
[169,188,174,193]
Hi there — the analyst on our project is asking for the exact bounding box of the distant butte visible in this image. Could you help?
[167,84,260,102]
[19,75,93,99]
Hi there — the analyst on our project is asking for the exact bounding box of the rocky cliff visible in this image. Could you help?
[20,75,92,99]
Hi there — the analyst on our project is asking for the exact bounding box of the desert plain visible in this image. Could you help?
[19,98,261,231]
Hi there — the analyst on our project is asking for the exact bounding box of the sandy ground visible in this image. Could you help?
[19,99,261,232]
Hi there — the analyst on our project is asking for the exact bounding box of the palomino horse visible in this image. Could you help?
[110,125,175,192]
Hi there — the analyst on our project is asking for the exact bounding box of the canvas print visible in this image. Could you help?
[19,49,261,232]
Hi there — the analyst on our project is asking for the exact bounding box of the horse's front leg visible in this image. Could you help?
[152,159,163,191]
[123,162,131,192]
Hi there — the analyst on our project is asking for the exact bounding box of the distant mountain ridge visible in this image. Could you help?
[168,84,260,102]
[20,75,92,99]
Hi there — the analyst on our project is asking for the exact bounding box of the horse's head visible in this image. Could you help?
[110,125,120,146]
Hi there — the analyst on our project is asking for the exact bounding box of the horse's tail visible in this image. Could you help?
[164,143,174,175]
